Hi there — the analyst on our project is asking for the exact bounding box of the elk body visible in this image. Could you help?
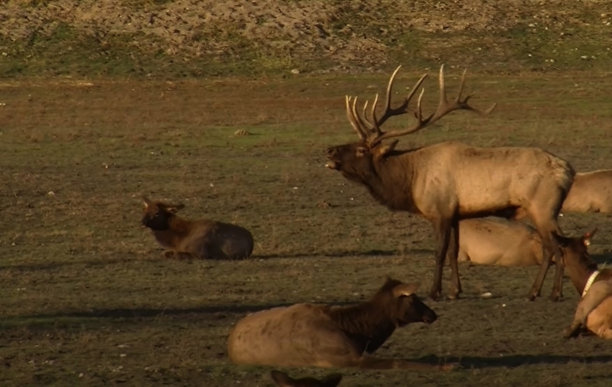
[458,217,548,266]
[457,217,581,267]
[142,197,254,260]
[562,170,612,213]
[227,278,445,370]
[326,65,574,301]
[562,230,612,339]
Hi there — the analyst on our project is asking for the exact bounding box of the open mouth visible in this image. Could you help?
[325,160,339,169]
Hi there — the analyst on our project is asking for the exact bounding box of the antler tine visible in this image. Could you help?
[368,93,384,137]
[351,96,373,136]
[370,65,496,145]
[345,95,366,140]
[415,87,428,123]
[431,64,496,120]
[375,66,428,128]
[360,98,374,128]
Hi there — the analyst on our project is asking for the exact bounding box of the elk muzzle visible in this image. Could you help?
[325,147,341,170]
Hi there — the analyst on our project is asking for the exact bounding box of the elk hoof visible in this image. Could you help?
[563,325,580,339]
[429,290,441,301]
[527,292,538,301]
[447,292,460,300]
[549,293,562,302]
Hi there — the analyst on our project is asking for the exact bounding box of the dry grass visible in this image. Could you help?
[1,69,612,386]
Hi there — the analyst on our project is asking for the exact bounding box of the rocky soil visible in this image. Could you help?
[0,0,610,76]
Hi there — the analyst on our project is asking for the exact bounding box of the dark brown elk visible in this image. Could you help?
[562,170,612,213]
[227,278,449,370]
[561,230,612,339]
[141,197,254,260]
[270,370,342,387]
[325,65,574,301]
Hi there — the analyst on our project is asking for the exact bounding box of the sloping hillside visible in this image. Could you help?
[0,0,610,77]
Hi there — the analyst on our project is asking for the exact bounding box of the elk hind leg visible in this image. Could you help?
[528,216,562,300]
[430,218,451,301]
[446,221,461,299]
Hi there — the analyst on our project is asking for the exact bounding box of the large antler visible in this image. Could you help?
[345,65,496,147]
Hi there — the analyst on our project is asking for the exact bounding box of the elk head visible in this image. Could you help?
[385,280,437,327]
[142,196,185,231]
[325,65,496,181]
[560,229,599,275]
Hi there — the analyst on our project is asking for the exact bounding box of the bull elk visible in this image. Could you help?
[326,65,574,301]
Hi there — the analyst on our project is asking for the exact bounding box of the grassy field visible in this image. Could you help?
[1,67,612,386]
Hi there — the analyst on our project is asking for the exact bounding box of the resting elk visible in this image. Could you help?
[326,65,574,301]
[562,170,612,214]
[227,278,449,370]
[562,230,612,339]
[457,217,586,267]
[141,197,254,260]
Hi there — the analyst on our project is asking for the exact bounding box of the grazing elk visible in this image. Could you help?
[561,230,612,339]
[457,217,586,267]
[270,370,342,387]
[562,170,612,214]
[326,65,574,301]
[227,278,449,370]
[141,197,253,260]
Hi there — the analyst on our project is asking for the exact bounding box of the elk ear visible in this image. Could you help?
[374,140,398,160]
[583,228,598,246]
[393,283,419,298]
[168,203,185,213]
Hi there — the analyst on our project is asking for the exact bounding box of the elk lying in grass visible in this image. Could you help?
[562,170,612,214]
[270,370,342,387]
[457,217,578,267]
[562,230,612,339]
[141,197,253,260]
[227,278,449,370]
[326,65,574,301]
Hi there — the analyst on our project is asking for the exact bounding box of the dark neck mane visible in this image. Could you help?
[325,301,395,354]
[565,260,598,295]
[153,216,193,247]
[359,153,418,212]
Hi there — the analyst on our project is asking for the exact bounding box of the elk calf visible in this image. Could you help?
[562,170,612,213]
[142,197,254,260]
[227,278,447,370]
[561,230,612,339]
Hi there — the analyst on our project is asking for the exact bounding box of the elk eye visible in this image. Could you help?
[356,147,367,157]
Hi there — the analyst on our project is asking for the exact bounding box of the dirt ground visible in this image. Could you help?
[1,1,612,386]
[1,70,612,386]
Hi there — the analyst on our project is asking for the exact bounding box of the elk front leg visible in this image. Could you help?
[447,221,461,299]
[430,219,451,301]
